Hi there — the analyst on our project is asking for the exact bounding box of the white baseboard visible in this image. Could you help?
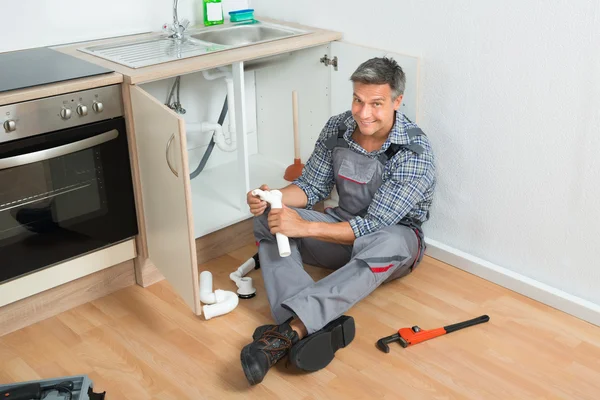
[424,238,600,327]
[0,239,136,308]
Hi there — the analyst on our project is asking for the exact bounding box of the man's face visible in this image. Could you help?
[351,82,402,139]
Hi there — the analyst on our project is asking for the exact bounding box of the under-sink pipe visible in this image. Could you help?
[213,123,236,152]
[199,271,239,320]
[212,77,237,152]
[186,122,222,135]
[225,77,236,136]
[197,68,237,152]
[201,66,232,81]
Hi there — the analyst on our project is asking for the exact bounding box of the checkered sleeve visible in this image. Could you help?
[349,142,436,237]
[292,117,338,209]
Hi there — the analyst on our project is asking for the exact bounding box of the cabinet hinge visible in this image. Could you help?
[320,55,338,71]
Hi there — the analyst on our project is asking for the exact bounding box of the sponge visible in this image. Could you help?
[229,9,255,23]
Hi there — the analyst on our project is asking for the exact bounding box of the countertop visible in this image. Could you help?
[0,18,340,106]
[52,17,342,85]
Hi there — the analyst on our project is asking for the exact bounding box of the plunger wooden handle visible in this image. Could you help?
[292,90,300,159]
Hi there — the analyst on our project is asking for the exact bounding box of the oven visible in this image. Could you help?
[0,84,138,283]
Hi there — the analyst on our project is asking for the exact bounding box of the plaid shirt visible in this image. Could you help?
[293,111,436,238]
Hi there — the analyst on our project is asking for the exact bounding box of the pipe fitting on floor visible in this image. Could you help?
[199,271,239,320]
[230,254,258,299]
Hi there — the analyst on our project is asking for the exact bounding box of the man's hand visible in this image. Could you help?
[247,184,270,216]
[267,204,309,238]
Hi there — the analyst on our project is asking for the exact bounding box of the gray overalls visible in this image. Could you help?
[254,114,427,335]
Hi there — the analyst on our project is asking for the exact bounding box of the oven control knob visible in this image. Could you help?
[60,107,72,120]
[3,119,16,133]
[76,104,88,116]
[92,101,104,113]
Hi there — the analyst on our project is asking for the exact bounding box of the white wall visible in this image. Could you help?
[0,0,247,53]
[3,0,598,309]
[252,0,600,306]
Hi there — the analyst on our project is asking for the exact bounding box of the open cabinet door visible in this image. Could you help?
[329,42,419,123]
[129,85,201,316]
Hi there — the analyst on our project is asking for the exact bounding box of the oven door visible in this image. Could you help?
[0,116,138,283]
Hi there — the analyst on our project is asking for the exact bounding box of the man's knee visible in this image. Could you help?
[354,226,413,255]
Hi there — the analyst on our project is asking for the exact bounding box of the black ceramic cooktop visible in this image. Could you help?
[0,47,113,93]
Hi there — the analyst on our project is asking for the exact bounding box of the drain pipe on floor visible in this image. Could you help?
[229,253,259,299]
[199,271,239,320]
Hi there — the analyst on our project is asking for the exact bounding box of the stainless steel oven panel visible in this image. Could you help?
[0,84,123,143]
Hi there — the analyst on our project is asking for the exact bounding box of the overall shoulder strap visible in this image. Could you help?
[407,127,426,138]
[403,128,426,155]
[324,111,352,150]
[379,127,427,163]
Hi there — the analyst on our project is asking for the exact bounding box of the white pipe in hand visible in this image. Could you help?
[251,189,291,257]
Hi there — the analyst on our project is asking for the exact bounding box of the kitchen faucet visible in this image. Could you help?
[163,0,190,40]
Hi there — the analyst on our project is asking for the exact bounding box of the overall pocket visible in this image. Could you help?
[337,158,377,184]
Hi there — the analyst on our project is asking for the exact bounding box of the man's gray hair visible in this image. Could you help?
[350,57,406,100]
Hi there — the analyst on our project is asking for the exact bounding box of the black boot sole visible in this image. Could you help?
[240,344,264,385]
[289,315,355,372]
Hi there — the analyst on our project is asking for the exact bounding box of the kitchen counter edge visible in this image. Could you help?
[0,72,124,107]
[51,17,343,85]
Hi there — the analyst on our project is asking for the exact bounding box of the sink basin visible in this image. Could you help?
[189,24,304,47]
[77,21,310,69]
[78,37,213,69]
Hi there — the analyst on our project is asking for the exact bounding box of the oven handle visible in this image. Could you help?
[0,129,118,170]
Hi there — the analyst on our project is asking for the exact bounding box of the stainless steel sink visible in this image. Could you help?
[188,23,306,47]
[77,21,310,69]
[78,37,214,69]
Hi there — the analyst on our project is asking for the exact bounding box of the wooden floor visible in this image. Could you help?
[1,244,599,399]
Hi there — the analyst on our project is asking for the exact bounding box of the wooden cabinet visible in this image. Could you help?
[129,86,201,314]
[126,41,419,316]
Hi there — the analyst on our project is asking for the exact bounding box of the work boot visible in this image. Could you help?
[289,315,355,372]
[252,324,277,341]
[241,320,299,385]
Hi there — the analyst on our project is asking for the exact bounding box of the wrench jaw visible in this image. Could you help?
[376,333,401,353]
[376,332,412,352]
[398,335,410,348]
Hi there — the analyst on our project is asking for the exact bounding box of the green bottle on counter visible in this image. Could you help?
[203,0,224,26]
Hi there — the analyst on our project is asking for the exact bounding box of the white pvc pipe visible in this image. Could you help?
[214,126,237,152]
[200,122,223,136]
[225,77,236,134]
[230,257,256,286]
[195,73,237,152]
[186,120,236,153]
[229,256,257,297]
[203,289,239,320]
[199,271,217,304]
[202,68,231,81]
[251,189,291,257]
[186,121,222,134]
[211,77,237,152]
[199,270,240,319]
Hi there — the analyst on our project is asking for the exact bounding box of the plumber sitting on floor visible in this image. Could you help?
[241,57,437,385]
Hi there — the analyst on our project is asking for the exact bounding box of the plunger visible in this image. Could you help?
[284,90,304,181]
